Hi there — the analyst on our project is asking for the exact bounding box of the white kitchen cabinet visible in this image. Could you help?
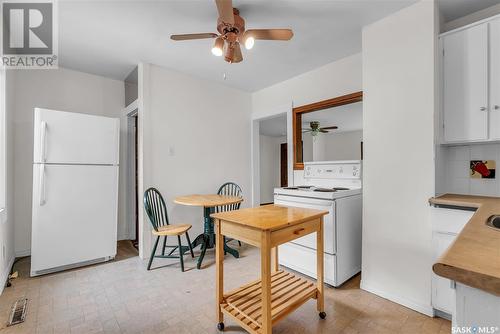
[442,23,489,143]
[431,207,475,316]
[455,283,500,329]
[490,18,500,140]
[432,231,457,314]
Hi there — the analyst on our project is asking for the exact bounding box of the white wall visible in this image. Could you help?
[252,53,362,112]
[8,68,126,256]
[0,72,16,294]
[361,0,437,316]
[303,130,363,162]
[323,130,363,161]
[140,64,252,248]
[252,53,362,185]
[259,135,286,204]
[302,133,314,162]
[436,144,500,196]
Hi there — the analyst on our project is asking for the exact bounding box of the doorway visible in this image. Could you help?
[132,115,138,249]
[126,109,139,250]
[258,114,287,205]
[280,143,288,187]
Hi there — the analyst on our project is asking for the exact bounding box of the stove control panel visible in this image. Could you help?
[304,162,361,179]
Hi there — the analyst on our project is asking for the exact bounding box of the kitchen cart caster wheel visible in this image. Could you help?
[217,322,225,331]
[319,312,326,319]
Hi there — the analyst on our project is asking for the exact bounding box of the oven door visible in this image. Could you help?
[274,194,335,254]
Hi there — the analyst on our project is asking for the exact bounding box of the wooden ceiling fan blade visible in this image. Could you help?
[233,42,243,63]
[215,0,234,25]
[320,129,329,133]
[321,126,338,130]
[170,33,218,41]
[245,29,293,41]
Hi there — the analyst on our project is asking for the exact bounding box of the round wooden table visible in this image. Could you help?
[174,194,243,269]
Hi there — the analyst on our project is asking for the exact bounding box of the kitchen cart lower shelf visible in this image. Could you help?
[220,270,318,334]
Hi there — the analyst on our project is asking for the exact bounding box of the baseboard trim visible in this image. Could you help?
[0,256,15,295]
[360,279,434,317]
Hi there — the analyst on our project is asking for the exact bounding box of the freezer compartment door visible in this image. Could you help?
[274,195,335,254]
[34,108,119,165]
[31,164,118,275]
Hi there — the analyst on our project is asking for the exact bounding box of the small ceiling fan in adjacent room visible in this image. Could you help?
[303,121,338,136]
[170,0,294,63]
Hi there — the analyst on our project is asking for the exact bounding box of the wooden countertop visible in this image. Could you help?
[430,194,500,296]
[210,204,329,231]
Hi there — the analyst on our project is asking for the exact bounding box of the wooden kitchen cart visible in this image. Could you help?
[211,205,328,334]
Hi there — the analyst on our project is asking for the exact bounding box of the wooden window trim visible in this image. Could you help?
[293,91,363,170]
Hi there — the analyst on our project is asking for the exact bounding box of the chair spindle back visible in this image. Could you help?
[144,187,170,231]
[216,182,243,213]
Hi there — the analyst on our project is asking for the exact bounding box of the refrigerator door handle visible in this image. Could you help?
[40,121,47,162]
[39,164,46,206]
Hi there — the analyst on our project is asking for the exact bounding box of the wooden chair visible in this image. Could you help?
[144,188,194,272]
[216,182,243,248]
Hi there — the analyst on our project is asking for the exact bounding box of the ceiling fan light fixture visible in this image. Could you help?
[211,37,224,56]
[244,36,255,50]
[171,0,294,64]
[224,43,235,62]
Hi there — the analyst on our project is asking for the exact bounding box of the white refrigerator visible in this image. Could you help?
[31,108,120,276]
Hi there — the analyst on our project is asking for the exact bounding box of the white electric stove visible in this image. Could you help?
[274,160,362,287]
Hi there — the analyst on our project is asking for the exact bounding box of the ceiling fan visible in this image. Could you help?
[170,0,294,63]
[303,121,338,136]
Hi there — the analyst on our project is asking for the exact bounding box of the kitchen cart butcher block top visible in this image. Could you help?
[210,204,329,231]
[430,194,500,296]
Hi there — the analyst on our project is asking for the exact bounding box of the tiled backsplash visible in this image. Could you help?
[436,143,500,196]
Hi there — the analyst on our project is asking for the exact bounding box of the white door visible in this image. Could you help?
[490,19,500,140]
[34,108,120,164]
[443,23,489,142]
[432,231,457,314]
[274,195,335,254]
[31,164,118,275]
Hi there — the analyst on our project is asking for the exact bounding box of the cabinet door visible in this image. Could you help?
[430,207,474,234]
[443,23,488,142]
[490,19,500,140]
[432,231,457,314]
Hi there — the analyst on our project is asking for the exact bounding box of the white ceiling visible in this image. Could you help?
[259,114,287,137]
[57,0,499,92]
[58,0,417,92]
[438,0,500,22]
[303,101,362,134]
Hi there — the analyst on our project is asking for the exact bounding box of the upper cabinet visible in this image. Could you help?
[441,18,500,144]
[442,23,488,143]
[490,19,500,140]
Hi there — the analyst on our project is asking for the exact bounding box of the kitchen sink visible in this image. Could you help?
[486,215,500,230]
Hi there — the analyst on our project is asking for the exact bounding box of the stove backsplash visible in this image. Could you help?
[436,143,500,197]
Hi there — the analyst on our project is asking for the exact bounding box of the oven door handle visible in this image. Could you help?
[274,194,334,207]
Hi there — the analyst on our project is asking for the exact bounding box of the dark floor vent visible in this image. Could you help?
[7,299,27,326]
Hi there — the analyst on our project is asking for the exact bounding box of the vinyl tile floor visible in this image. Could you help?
[0,241,451,334]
